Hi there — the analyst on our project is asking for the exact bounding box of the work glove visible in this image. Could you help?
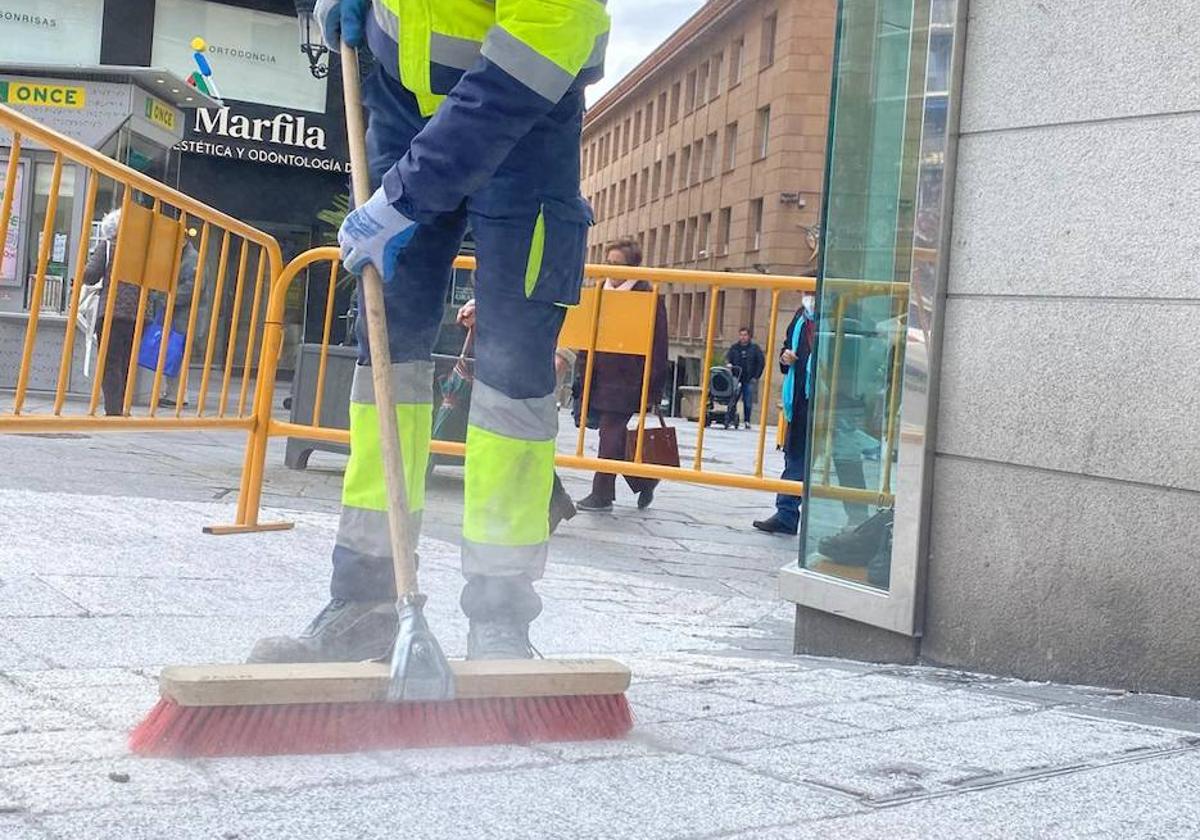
[314,0,369,49]
[338,187,417,282]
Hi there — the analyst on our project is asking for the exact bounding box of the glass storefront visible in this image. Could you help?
[787,0,962,634]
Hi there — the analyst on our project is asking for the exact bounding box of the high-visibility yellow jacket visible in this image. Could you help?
[362,0,611,221]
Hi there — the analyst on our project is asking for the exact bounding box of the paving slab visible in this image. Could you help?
[2,426,1200,838]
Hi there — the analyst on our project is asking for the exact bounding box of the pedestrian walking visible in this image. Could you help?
[753,299,816,535]
[725,327,765,429]
[574,238,669,513]
[83,209,142,416]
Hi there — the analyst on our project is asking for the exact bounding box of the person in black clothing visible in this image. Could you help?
[753,304,815,535]
[725,327,765,429]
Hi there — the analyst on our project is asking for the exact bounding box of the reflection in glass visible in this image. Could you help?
[802,0,949,591]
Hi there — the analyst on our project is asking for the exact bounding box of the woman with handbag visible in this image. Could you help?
[83,209,142,416]
[575,238,670,513]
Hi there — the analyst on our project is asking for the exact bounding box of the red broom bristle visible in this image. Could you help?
[129,694,634,757]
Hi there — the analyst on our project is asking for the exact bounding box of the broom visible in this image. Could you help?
[129,43,632,758]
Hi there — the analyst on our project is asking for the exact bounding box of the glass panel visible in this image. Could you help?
[801,0,932,590]
[26,161,78,313]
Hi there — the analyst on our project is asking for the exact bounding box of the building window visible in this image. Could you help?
[755,106,771,160]
[640,167,650,205]
[748,198,763,250]
[633,110,642,148]
[724,122,738,170]
[679,146,692,190]
[664,154,676,195]
[660,224,672,265]
[637,230,645,256]
[647,228,658,266]
[703,132,718,180]
[596,188,605,221]
[668,291,680,334]
[674,220,686,263]
[691,140,703,185]
[656,91,667,133]
[718,206,732,255]
[697,62,709,107]
[628,174,637,212]
[618,179,627,215]
[622,117,631,155]
[691,291,705,337]
[731,36,744,86]
[644,100,654,141]
[670,81,681,124]
[680,292,693,337]
[600,133,609,166]
[699,212,712,257]
[710,52,723,100]
[684,216,697,262]
[609,187,618,220]
[761,13,777,70]
[684,69,697,113]
[652,161,663,199]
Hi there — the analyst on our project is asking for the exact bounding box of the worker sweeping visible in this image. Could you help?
[250,0,610,664]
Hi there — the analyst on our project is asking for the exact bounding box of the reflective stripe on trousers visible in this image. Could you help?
[461,381,558,578]
[331,362,432,599]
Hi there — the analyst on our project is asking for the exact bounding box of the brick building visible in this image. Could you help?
[581,0,835,390]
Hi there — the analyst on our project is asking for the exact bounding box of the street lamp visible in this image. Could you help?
[294,0,330,79]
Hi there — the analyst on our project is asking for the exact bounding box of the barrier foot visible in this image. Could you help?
[203,522,296,536]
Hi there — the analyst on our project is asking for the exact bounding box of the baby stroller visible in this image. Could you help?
[705,365,742,429]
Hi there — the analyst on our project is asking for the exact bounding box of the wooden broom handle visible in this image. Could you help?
[340,44,418,597]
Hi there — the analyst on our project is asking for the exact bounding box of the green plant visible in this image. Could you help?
[317,193,355,291]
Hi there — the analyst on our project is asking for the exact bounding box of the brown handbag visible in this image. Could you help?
[625,412,681,468]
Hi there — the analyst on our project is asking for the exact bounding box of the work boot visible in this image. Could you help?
[461,575,542,660]
[247,598,397,663]
[818,508,894,565]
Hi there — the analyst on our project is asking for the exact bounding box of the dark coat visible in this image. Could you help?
[725,340,765,383]
[576,281,669,416]
[83,241,142,322]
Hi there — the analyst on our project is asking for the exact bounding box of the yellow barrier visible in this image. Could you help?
[204,247,854,535]
[1,103,892,538]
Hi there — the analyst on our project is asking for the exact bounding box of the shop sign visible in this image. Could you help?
[0,0,103,64]
[0,81,86,109]
[177,103,349,173]
[143,96,177,132]
[152,0,327,114]
[0,76,130,150]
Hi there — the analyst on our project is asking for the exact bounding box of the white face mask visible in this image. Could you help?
[801,294,815,314]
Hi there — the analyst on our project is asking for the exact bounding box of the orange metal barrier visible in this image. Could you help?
[0,103,283,525]
[205,246,830,534]
[1,104,891,537]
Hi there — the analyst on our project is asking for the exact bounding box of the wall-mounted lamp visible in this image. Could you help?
[294,0,330,79]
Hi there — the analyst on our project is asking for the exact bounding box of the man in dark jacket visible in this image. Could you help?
[725,328,765,429]
[753,303,815,535]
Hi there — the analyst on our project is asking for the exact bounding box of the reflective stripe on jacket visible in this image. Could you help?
[363,0,610,222]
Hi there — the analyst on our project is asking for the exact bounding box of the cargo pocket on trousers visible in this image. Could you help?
[523,196,593,307]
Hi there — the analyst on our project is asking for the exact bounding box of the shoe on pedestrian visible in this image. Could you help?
[576,493,613,512]
[461,575,541,660]
[247,598,397,663]
[752,515,798,535]
[549,474,576,533]
[744,421,752,430]
[637,485,655,510]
